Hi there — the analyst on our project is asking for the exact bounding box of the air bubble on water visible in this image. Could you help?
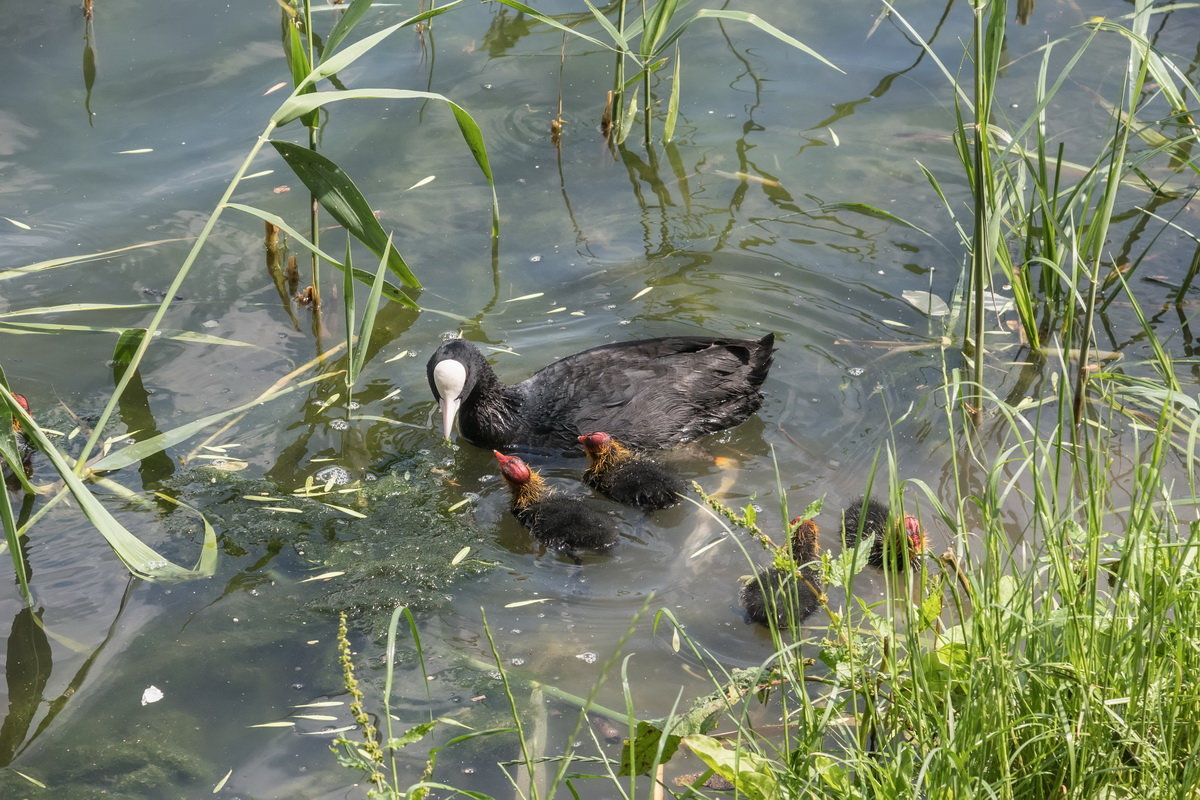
[330,419,349,431]
[618,320,631,326]
[576,651,598,663]
[848,367,865,377]
[314,466,352,485]
[529,255,542,263]
[348,401,360,410]
[510,658,525,666]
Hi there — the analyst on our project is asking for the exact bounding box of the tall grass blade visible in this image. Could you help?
[91,372,330,471]
[350,235,392,388]
[300,1,465,88]
[0,477,32,605]
[662,43,681,143]
[0,385,216,581]
[490,0,614,51]
[323,0,375,58]
[690,10,842,73]
[0,321,254,347]
[271,90,499,237]
[0,238,192,280]
[342,238,356,386]
[224,202,419,309]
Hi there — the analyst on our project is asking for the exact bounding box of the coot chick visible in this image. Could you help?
[493,451,619,552]
[740,517,823,627]
[577,431,684,511]
[3,394,33,489]
[841,497,926,570]
[429,334,775,451]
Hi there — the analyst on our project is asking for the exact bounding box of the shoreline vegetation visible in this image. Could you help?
[327,1,1200,797]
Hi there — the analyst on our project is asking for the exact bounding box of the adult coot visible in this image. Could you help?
[740,517,823,627]
[841,496,926,570]
[428,334,775,451]
[493,451,619,552]
[578,431,684,511]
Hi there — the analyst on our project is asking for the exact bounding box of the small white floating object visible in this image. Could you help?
[141,685,164,706]
[117,148,154,154]
[901,289,950,317]
[406,175,436,191]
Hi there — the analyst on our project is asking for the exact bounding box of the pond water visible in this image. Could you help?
[2,0,1199,796]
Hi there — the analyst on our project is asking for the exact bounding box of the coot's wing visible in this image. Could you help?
[517,336,772,448]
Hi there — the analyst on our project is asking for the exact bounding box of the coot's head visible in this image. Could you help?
[577,431,614,456]
[10,394,29,432]
[427,339,482,440]
[493,450,532,485]
[902,514,927,557]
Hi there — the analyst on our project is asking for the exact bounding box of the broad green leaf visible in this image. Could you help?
[683,734,780,800]
[641,0,681,59]
[112,328,147,368]
[270,89,499,237]
[619,721,680,776]
[387,720,439,749]
[271,141,421,289]
[91,373,329,471]
[283,14,318,128]
[822,202,933,236]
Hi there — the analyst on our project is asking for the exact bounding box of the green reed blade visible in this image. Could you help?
[271,141,421,288]
[91,372,330,472]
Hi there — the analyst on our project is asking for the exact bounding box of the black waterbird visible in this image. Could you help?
[428,334,775,452]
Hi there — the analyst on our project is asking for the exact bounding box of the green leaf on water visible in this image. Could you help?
[683,733,780,800]
[619,720,680,776]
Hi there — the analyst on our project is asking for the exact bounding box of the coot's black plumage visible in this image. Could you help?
[3,394,33,491]
[494,451,619,552]
[841,496,926,571]
[428,334,775,452]
[740,517,824,627]
[578,431,684,511]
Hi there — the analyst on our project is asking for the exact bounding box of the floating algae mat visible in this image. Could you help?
[159,452,490,622]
